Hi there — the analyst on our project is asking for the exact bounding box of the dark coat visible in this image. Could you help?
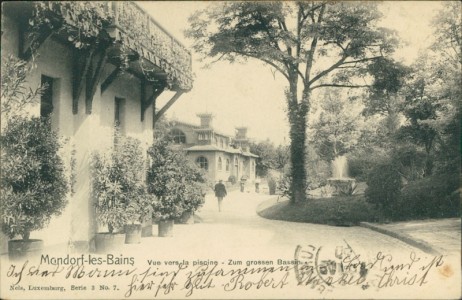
[214,182,227,198]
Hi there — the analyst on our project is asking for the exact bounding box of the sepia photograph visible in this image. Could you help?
[0,1,460,299]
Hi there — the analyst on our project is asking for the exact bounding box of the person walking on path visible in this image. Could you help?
[214,180,227,212]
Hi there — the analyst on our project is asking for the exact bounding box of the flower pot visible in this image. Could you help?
[8,239,43,261]
[124,224,142,244]
[178,211,195,224]
[141,218,153,237]
[94,233,125,253]
[158,219,174,237]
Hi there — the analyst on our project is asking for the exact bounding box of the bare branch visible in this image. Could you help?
[310,83,370,90]
[308,55,347,86]
[296,68,306,82]
[339,56,383,66]
[304,4,326,84]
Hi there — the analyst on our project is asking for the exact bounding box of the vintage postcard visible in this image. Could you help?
[1,1,460,299]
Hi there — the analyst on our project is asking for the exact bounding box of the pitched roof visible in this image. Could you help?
[242,151,259,158]
[185,145,221,152]
[185,145,258,157]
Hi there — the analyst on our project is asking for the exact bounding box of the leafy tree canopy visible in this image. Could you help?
[187,2,398,202]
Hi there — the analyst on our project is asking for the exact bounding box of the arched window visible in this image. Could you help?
[171,129,186,144]
[220,139,224,148]
[226,159,230,171]
[218,157,222,171]
[196,156,208,170]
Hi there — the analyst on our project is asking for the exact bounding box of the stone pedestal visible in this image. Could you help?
[327,178,356,196]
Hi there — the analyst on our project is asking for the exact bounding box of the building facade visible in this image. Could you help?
[1,2,192,252]
[170,114,258,184]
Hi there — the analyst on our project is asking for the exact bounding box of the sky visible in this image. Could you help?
[137,1,443,145]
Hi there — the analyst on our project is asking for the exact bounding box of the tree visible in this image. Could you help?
[428,1,461,174]
[397,2,461,176]
[147,135,207,221]
[1,53,69,241]
[363,58,410,116]
[1,55,44,122]
[431,1,461,68]
[310,89,364,162]
[249,139,277,177]
[363,58,411,135]
[187,2,397,202]
[273,144,290,171]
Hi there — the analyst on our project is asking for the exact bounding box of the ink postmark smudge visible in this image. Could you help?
[294,240,369,292]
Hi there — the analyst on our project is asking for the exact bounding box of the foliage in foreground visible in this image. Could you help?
[91,134,149,233]
[1,117,69,240]
[147,137,207,221]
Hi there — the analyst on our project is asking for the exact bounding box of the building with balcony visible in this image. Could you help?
[1,1,193,252]
[171,114,258,184]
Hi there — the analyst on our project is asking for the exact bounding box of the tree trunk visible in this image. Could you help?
[287,86,309,203]
[289,118,307,203]
[22,231,30,241]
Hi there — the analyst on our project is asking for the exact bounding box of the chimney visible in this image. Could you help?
[197,113,213,128]
[235,127,247,139]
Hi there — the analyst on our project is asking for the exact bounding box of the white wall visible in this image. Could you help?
[1,15,156,253]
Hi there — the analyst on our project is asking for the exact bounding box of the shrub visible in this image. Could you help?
[397,173,460,219]
[305,145,330,189]
[147,137,206,221]
[365,163,402,216]
[91,134,148,232]
[1,117,69,240]
[182,181,206,214]
[348,149,389,182]
[180,160,207,214]
[390,144,426,181]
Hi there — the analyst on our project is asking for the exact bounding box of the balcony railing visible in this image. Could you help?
[36,1,193,90]
[114,2,192,90]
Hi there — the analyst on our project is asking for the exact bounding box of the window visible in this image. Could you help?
[40,75,54,119]
[171,129,186,144]
[220,139,224,148]
[218,157,222,171]
[226,159,230,171]
[196,156,208,170]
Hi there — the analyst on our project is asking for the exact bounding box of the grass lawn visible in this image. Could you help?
[257,195,387,226]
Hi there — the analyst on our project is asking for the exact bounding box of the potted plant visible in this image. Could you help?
[147,138,187,236]
[91,134,149,249]
[177,182,206,224]
[115,135,151,244]
[91,151,127,253]
[151,182,185,237]
[177,162,207,224]
[1,117,69,260]
[124,189,153,244]
[1,55,69,260]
